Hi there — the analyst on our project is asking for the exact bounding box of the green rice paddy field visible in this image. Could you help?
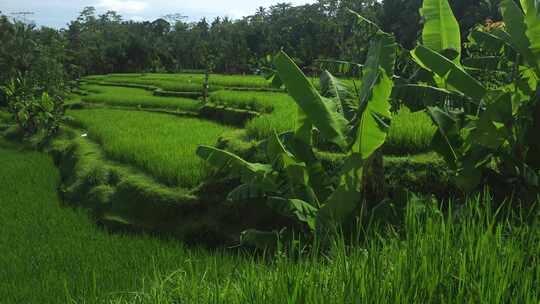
[80,85,201,111]
[2,140,539,303]
[2,73,539,302]
[69,109,234,187]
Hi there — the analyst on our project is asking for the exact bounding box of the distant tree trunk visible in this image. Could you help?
[363,148,385,203]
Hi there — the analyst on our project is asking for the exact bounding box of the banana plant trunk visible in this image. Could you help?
[362,148,386,203]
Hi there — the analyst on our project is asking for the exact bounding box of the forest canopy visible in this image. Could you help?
[0,0,502,78]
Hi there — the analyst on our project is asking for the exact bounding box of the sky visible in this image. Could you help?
[1,0,316,28]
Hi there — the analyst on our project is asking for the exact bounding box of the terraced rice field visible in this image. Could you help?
[80,85,201,111]
[2,142,539,303]
[70,109,234,187]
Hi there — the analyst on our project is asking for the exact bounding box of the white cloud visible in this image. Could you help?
[96,0,148,14]
[225,9,248,19]
[128,15,145,21]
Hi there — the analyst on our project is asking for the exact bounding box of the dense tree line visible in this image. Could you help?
[1,0,502,85]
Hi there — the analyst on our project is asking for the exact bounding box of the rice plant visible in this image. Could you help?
[111,196,540,304]
[69,109,234,187]
[80,85,201,112]
[208,90,297,139]
[386,107,437,155]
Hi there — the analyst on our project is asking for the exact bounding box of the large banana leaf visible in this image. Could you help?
[392,84,467,112]
[349,34,396,159]
[348,9,383,32]
[353,70,393,158]
[267,197,318,231]
[411,45,487,101]
[420,0,462,61]
[227,183,267,203]
[267,131,320,205]
[320,70,357,121]
[427,107,461,169]
[316,154,364,233]
[501,0,540,74]
[316,59,363,77]
[362,32,397,78]
[196,145,276,187]
[320,70,349,112]
[467,93,512,151]
[522,0,540,73]
[274,51,349,149]
[463,56,502,71]
[469,30,510,54]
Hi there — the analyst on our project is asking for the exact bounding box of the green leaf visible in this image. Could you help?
[266,130,291,165]
[454,154,483,192]
[348,9,383,32]
[411,45,487,101]
[227,184,267,203]
[522,0,540,72]
[392,84,467,112]
[274,51,349,149]
[320,70,358,121]
[501,0,540,74]
[266,197,318,231]
[266,131,321,205]
[469,30,510,54]
[483,91,514,124]
[362,32,397,78]
[427,107,461,168]
[316,153,363,232]
[351,33,397,159]
[320,70,351,111]
[196,145,275,187]
[420,0,462,61]
[463,56,501,71]
[353,69,393,158]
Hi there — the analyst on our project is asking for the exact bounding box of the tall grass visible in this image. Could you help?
[113,197,540,304]
[69,109,234,187]
[2,140,538,303]
[80,85,201,111]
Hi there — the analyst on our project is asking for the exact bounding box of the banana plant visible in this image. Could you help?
[197,19,397,246]
[397,0,540,196]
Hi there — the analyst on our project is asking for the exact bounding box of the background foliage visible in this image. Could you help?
[1,1,503,79]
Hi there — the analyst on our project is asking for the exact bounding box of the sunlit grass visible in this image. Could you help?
[80,85,201,111]
[0,141,197,303]
[1,140,539,303]
[69,108,234,187]
[86,73,271,91]
[209,90,297,139]
[115,197,540,303]
[386,107,437,155]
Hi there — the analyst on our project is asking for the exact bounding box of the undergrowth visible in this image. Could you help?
[113,197,540,303]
